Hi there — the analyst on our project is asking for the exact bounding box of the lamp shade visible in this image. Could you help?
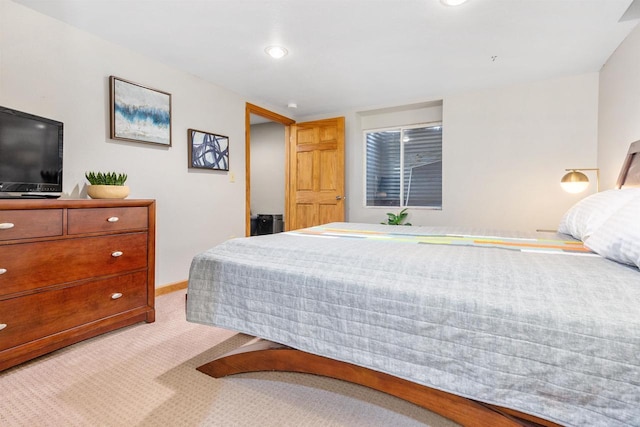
[561,170,589,193]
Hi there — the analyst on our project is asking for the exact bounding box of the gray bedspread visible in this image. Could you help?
[186,222,640,426]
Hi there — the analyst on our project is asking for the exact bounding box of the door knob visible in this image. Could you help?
[336,195,342,200]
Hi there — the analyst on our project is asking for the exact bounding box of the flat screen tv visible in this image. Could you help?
[0,106,63,197]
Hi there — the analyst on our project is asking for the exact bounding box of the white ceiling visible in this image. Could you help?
[12,0,640,119]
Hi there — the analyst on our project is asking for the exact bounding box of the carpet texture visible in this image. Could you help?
[0,289,459,427]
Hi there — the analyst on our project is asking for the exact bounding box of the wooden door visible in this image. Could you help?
[286,117,345,230]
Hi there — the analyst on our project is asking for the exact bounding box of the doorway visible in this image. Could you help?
[245,103,294,236]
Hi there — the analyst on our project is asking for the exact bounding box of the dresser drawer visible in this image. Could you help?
[0,233,148,297]
[0,271,147,351]
[0,209,63,241]
[67,207,148,235]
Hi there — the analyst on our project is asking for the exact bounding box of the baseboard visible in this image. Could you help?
[156,280,188,296]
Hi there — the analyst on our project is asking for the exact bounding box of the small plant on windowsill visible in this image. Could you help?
[382,208,412,226]
[85,171,129,199]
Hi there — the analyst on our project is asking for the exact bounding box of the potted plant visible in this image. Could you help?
[382,208,412,226]
[85,171,129,199]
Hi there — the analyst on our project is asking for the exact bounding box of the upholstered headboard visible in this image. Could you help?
[616,140,640,188]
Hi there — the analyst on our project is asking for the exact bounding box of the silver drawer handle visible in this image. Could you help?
[111,293,123,300]
[0,223,15,230]
[0,324,6,331]
[107,217,120,223]
[111,251,123,257]
[0,268,6,275]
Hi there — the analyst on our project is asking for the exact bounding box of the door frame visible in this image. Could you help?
[245,103,295,237]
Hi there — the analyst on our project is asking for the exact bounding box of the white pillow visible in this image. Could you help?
[557,189,640,241]
[586,196,640,269]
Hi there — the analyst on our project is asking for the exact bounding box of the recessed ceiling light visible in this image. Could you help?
[440,0,469,6]
[265,46,288,59]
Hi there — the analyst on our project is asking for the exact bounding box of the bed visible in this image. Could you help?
[186,141,640,427]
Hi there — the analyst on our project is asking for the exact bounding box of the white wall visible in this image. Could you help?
[599,24,640,189]
[359,102,443,130]
[0,0,251,287]
[250,122,286,216]
[300,73,600,232]
[439,73,599,231]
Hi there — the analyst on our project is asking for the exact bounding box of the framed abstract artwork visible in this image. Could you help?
[188,129,229,171]
[110,76,172,146]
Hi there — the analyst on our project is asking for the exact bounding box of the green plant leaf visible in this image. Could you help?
[384,208,411,226]
[85,171,128,185]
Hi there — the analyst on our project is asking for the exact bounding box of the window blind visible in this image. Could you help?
[365,125,442,208]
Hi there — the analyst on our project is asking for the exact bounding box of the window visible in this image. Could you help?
[365,124,442,208]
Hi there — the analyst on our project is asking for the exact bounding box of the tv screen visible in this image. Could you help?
[0,106,63,196]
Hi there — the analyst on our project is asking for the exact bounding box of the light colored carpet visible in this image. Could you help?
[0,289,459,427]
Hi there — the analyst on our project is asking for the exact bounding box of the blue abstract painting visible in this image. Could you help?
[110,76,171,146]
[189,129,229,171]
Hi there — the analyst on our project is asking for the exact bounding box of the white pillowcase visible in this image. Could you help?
[557,189,640,241]
[586,196,640,269]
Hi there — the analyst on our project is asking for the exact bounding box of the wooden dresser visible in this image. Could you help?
[0,199,155,371]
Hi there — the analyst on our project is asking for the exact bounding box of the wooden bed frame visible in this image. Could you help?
[197,340,561,427]
[195,141,640,427]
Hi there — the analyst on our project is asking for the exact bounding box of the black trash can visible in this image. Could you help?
[256,214,284,235]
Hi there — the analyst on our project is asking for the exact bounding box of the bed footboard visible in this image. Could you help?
[196,339,561,427]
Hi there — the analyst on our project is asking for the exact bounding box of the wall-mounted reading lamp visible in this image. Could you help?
[560,168,600,193]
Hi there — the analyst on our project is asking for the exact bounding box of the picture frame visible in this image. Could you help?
[109,76,172,146]
[188,128,230,171]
